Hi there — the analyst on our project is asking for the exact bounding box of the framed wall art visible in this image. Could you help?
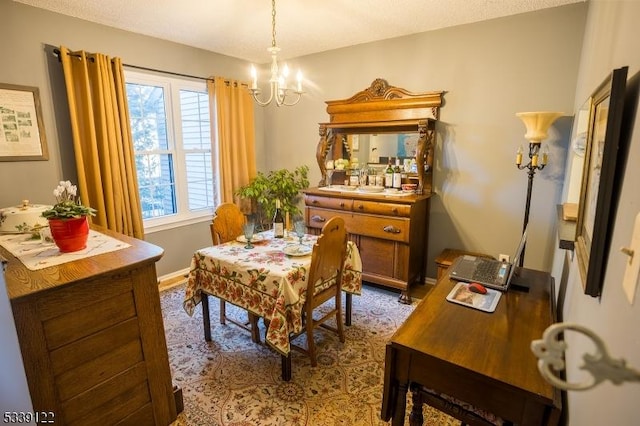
[575,66,628,297]
[0,83,49,161]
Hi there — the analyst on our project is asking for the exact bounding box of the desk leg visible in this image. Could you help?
[345,293,352,326]
[281,354,292,382]
[392,382,409,426]
[201,293,212,342]
[409,385,424,426]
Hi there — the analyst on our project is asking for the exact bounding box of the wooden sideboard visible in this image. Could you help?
[2,228,177,425]
[307,80,444,301]
[304,188,430,303]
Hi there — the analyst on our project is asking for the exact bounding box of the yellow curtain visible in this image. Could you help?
[59,46,144,238]
[208,77,256,211]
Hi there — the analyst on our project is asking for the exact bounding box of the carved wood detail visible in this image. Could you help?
[316,79,444,194]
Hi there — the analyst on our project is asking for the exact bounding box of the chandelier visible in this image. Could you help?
[249,0,304,107]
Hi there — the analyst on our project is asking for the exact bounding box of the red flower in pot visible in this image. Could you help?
[41,181,97,252]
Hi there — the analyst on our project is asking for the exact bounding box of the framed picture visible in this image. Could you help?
[575,66,628,297]
[0,83,49,161]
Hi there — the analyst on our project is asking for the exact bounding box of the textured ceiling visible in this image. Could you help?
[15,0,585,63]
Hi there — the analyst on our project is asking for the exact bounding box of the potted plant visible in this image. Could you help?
[235,166,309,230]
[41,180,97,252]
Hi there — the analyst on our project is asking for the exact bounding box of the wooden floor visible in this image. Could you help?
[361,280,435,302]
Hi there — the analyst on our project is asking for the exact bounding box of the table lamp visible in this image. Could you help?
[515,111,563,266]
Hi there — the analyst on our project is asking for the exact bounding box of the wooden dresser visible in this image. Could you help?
[309,79,444,302]
[304,188,430,302]
[2,228,177,425]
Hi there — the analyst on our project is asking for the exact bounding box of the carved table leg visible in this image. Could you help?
[392,382,409,426]
[409,385,424,426]
[345,293,352,326]
[281,353,292,382]
[201,293,211,341]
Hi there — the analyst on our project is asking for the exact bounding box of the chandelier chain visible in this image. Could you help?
[249,0,303,107]
[271,0,277,48]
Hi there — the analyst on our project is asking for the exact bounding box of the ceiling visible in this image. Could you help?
[15,0,584,63]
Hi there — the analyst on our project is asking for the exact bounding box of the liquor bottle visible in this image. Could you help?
[349,167,359,187]
[385,160,394,188]
[273,199,285,238]
[393,158,402,189]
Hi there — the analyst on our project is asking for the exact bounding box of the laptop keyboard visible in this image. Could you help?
[472,261,502,282]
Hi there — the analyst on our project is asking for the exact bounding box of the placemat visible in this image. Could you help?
[0,230,131,271]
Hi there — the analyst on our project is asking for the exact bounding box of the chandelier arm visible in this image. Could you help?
[278,91,303,107]
[250,82,276,107]
[249,0,303,107]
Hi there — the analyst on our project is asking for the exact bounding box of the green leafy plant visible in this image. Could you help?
[235,166,309,227]
[41,181,97,220]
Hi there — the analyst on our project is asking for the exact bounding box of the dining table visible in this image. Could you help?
[183,229,363,380]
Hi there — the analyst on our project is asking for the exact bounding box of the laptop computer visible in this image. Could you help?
[447,227,528,291]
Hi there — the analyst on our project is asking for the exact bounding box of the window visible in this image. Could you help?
[125,70,218,231]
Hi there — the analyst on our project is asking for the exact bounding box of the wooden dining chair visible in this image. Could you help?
[289,216,348,367]
[202,203,260,343]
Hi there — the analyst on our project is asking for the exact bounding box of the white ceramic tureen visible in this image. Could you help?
[0,200,52,233]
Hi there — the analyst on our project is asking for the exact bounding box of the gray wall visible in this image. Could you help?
[5,0,640,423]
[1,1,262,276]
[262,5,587,279]
[2,1,587,279]
[552,1,640,424]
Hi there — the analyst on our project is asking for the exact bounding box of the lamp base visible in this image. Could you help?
[509,269,531,293]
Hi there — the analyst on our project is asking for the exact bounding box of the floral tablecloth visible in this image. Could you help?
[183,231,362,355]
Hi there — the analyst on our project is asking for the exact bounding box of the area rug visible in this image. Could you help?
[161,283,458,426]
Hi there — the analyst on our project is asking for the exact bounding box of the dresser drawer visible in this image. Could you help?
[306,207,410,243]
[306,208,353,230]
[352,200,411,217]
[348,213,409,243]
[305,195,353,211]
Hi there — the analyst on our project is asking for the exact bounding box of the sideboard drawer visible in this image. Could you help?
[305,195,353,211]
[307,208,353,229]
[347,214,409,243]
[353,200,411,217]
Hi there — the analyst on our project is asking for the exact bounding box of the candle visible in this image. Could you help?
[542,152,548,165]
[296,70,303,93]
[250,65,257,90]
[516,146,523,166]
[531,154,538,167]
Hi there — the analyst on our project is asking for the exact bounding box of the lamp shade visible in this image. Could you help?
[516,111,564,143]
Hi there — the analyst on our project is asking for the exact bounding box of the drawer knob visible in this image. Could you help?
[358,205,364,210]
[340,202,345,207]
[311,215,326,223]
[383,225,401,234]
[392,208,398,214]
[312,199,319,204]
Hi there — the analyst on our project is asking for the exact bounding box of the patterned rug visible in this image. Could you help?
[161,283,459,426]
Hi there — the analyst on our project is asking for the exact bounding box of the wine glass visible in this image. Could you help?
[243,221,255,249]
[293,220,306,246]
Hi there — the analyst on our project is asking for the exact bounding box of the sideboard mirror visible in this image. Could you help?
[316,79,444,194]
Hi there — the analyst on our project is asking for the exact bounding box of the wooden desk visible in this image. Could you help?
[381,268,561,425]
[2,228,177,425]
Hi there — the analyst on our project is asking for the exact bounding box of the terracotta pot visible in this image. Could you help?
[48,217,90,252]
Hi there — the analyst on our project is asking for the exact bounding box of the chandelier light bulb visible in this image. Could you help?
[249,0,303,107]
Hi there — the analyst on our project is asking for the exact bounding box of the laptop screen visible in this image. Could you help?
[505,227,528,286]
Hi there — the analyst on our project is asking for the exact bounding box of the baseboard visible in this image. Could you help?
[158,267,190,292]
